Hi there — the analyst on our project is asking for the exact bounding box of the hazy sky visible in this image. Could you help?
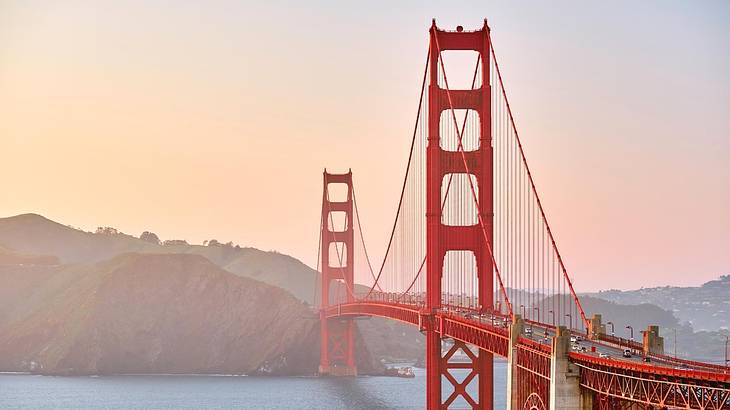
[1,1,728,291]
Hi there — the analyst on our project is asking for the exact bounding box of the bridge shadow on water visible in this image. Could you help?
[323,376,397,410]
[320,361,507,410]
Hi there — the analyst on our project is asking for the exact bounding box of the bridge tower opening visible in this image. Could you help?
[319,170,357,376]
[425,20,494,409]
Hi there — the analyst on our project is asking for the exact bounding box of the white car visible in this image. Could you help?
[599,353,610,358]
[622,349,632,358]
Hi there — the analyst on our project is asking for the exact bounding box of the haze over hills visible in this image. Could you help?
[580,278,730,365]
[0,214,418,372]
[0,253,311,375]
[0,244,59,266]
[0,214,318,303]
[540,295,681,331]
[1,213,726,369]
[585,276,730,332]
[0,249,388,375]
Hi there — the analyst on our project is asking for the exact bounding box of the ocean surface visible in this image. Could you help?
[0,361,507,409]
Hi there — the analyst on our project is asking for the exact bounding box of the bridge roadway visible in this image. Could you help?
[323,299,730,409]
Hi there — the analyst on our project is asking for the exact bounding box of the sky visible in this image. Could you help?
[1,1,728,291]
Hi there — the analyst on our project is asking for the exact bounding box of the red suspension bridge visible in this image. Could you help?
[314,20,730,409]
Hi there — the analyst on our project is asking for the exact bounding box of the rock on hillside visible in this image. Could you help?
[0,253,351,375]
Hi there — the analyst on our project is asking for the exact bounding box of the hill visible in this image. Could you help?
[0,214,421,367]
[585,275,730,331]
[0,253,383,375]
[0,214,317,303]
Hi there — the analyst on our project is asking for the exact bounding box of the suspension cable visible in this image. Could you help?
[488,31,588,328]
[314,206,323,307]
[365,46,431,298]
[395,54,482,303]
[351,185,383,292]
[434,33,514,318]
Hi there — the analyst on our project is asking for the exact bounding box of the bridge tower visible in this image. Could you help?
[319,170,357,376]
[425,20,493,409]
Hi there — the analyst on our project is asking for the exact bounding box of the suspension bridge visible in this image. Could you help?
[314,20,730,409]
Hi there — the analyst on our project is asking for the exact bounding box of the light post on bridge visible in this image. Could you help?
[548,310,555,328]
[565,313,572,331]
[606,321,615,336]
[626,325,634,341]
[520,304,526,319]
[534,307,544,337]
[724,335,729,368]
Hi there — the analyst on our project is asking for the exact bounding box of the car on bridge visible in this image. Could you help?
[622,349,632,358]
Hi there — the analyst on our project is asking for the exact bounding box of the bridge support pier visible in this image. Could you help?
[425,327,442,409]
[588,314,605,340]
[580,389,595,409]
[642,325,664,356]
[506,315,524,410]
[549,326,583,410]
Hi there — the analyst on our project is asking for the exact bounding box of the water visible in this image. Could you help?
[0,362,507,409]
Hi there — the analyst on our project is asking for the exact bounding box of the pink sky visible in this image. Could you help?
[1,1,728,291]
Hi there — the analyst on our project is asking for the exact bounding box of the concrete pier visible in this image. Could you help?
[588,314,605,340]
[643,325,665,356]
[506,314,524,410]
[549,326,582,409]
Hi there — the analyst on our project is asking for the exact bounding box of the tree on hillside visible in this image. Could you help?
[95,227,119,235]
[207,239,220,246]
[140,231,161,245]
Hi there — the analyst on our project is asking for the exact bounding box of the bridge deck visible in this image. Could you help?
[324,301,730,409]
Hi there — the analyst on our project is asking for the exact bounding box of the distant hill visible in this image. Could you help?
[0,214,318,303]
[0,214,159,264]
[532,294,679,338]
[578,295,680,332]
[0,253,383,375]
[0,214,421,367]
[584,276,730,331]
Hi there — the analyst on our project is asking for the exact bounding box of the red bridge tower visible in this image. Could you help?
[319,170,357,376]
[425,20,494,409]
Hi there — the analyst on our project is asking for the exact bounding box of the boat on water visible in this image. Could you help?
[384,366,415,378]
